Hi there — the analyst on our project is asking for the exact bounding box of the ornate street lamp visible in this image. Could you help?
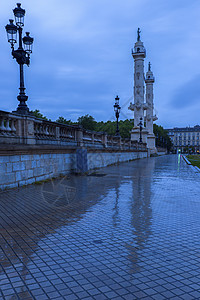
[156,133,159,147]
[114,95,121,136]
[138,117,143,143]
[5,3,34,115]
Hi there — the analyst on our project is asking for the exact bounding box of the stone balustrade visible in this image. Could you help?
[0,110,147,150]
[0,110,21,143]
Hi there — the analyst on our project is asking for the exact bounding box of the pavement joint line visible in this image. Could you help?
[0,155,200,299]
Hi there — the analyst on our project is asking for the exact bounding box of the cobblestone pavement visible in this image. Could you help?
[0,154,200,299]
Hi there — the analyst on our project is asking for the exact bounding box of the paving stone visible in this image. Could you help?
[0,155,200,299]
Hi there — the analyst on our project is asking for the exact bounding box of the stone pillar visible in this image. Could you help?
[145,62,157,152]
[128,28,148,144]
[76,127,83,147]
[92,133,94,144]
[145,62,155,135]
[23,116,36,144]
[128,28,146,128]
[102,133,107,148]
[119,136,122,149]
[56,127,60,140]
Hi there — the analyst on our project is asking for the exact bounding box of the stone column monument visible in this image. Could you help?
[145,62,157,151]
[128,28,148,144]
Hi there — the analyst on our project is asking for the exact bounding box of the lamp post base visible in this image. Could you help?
[16,94,31,115]
[13,108,31,115]
[12,94,32,115]
[115,132,120,137]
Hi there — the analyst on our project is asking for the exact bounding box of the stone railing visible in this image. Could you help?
[0,111,22,144]
[0,110,147,150]
[34,119,78,146]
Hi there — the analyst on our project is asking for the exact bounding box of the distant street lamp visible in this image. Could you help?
[156,133,159,147]
[5,3,34,115]
[114,95,121,136]
[138,117,143,143]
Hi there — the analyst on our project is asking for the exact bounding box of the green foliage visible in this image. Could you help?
[30,111,171,144]
[153,124,172,150]
[56,116,72,125]
[119,119,134,138]
[187,155,200,168]
[31,109,51,121]
[96,120,115,135]
[56,113,134,138]
[95,119,134,138]
[77,114,97,131]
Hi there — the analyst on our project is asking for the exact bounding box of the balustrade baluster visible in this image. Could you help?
[5,119,11,132]
[11,119,16,132]
[0,118,6,132]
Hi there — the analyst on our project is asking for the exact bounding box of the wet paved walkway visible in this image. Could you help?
[0,154,200,299]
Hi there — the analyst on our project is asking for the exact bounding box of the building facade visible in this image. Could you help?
[166,125,200,153]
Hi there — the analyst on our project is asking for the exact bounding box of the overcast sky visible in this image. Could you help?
[1,0,200,128]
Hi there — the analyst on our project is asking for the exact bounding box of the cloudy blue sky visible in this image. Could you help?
[1,0,200,128]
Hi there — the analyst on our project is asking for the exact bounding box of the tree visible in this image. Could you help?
[153,124,172,151]
[77,114,97,131]
[96,120,115,135]
[31,109,50,121]
[56,116,72,125]
[118,119,134,138]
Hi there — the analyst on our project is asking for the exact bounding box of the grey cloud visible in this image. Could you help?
[170,75,200,109]
[2,0,200,126]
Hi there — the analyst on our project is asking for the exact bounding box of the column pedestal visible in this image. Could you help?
[130,127,149,144]
[147,134,157,154]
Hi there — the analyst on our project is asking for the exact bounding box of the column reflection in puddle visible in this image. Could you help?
[112,180,121,228]
[125,158,155,274]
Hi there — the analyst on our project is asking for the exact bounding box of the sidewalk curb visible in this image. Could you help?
[194,166,200,172]
[182,155,200,173]
[182,155,191,165]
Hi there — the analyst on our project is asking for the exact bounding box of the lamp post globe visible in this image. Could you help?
[5,3,33,115]
[13,3,25,27]
[23,32,34,54]
[5,20,17,47]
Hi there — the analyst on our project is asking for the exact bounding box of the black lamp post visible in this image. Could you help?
[156,133,159,147]
[138,117,143,143]
[5,3,34,115]
[162,137,164,147]
[114,95,121,136]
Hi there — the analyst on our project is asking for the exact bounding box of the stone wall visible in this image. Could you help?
[0,152,76,190]
[87,151,147,170]
[0,146,147,190]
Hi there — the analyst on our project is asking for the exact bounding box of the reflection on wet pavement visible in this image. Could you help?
[0,155,200,299]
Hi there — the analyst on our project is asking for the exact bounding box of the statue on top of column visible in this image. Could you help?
[137,28,141,41]
[148,62,151,71]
